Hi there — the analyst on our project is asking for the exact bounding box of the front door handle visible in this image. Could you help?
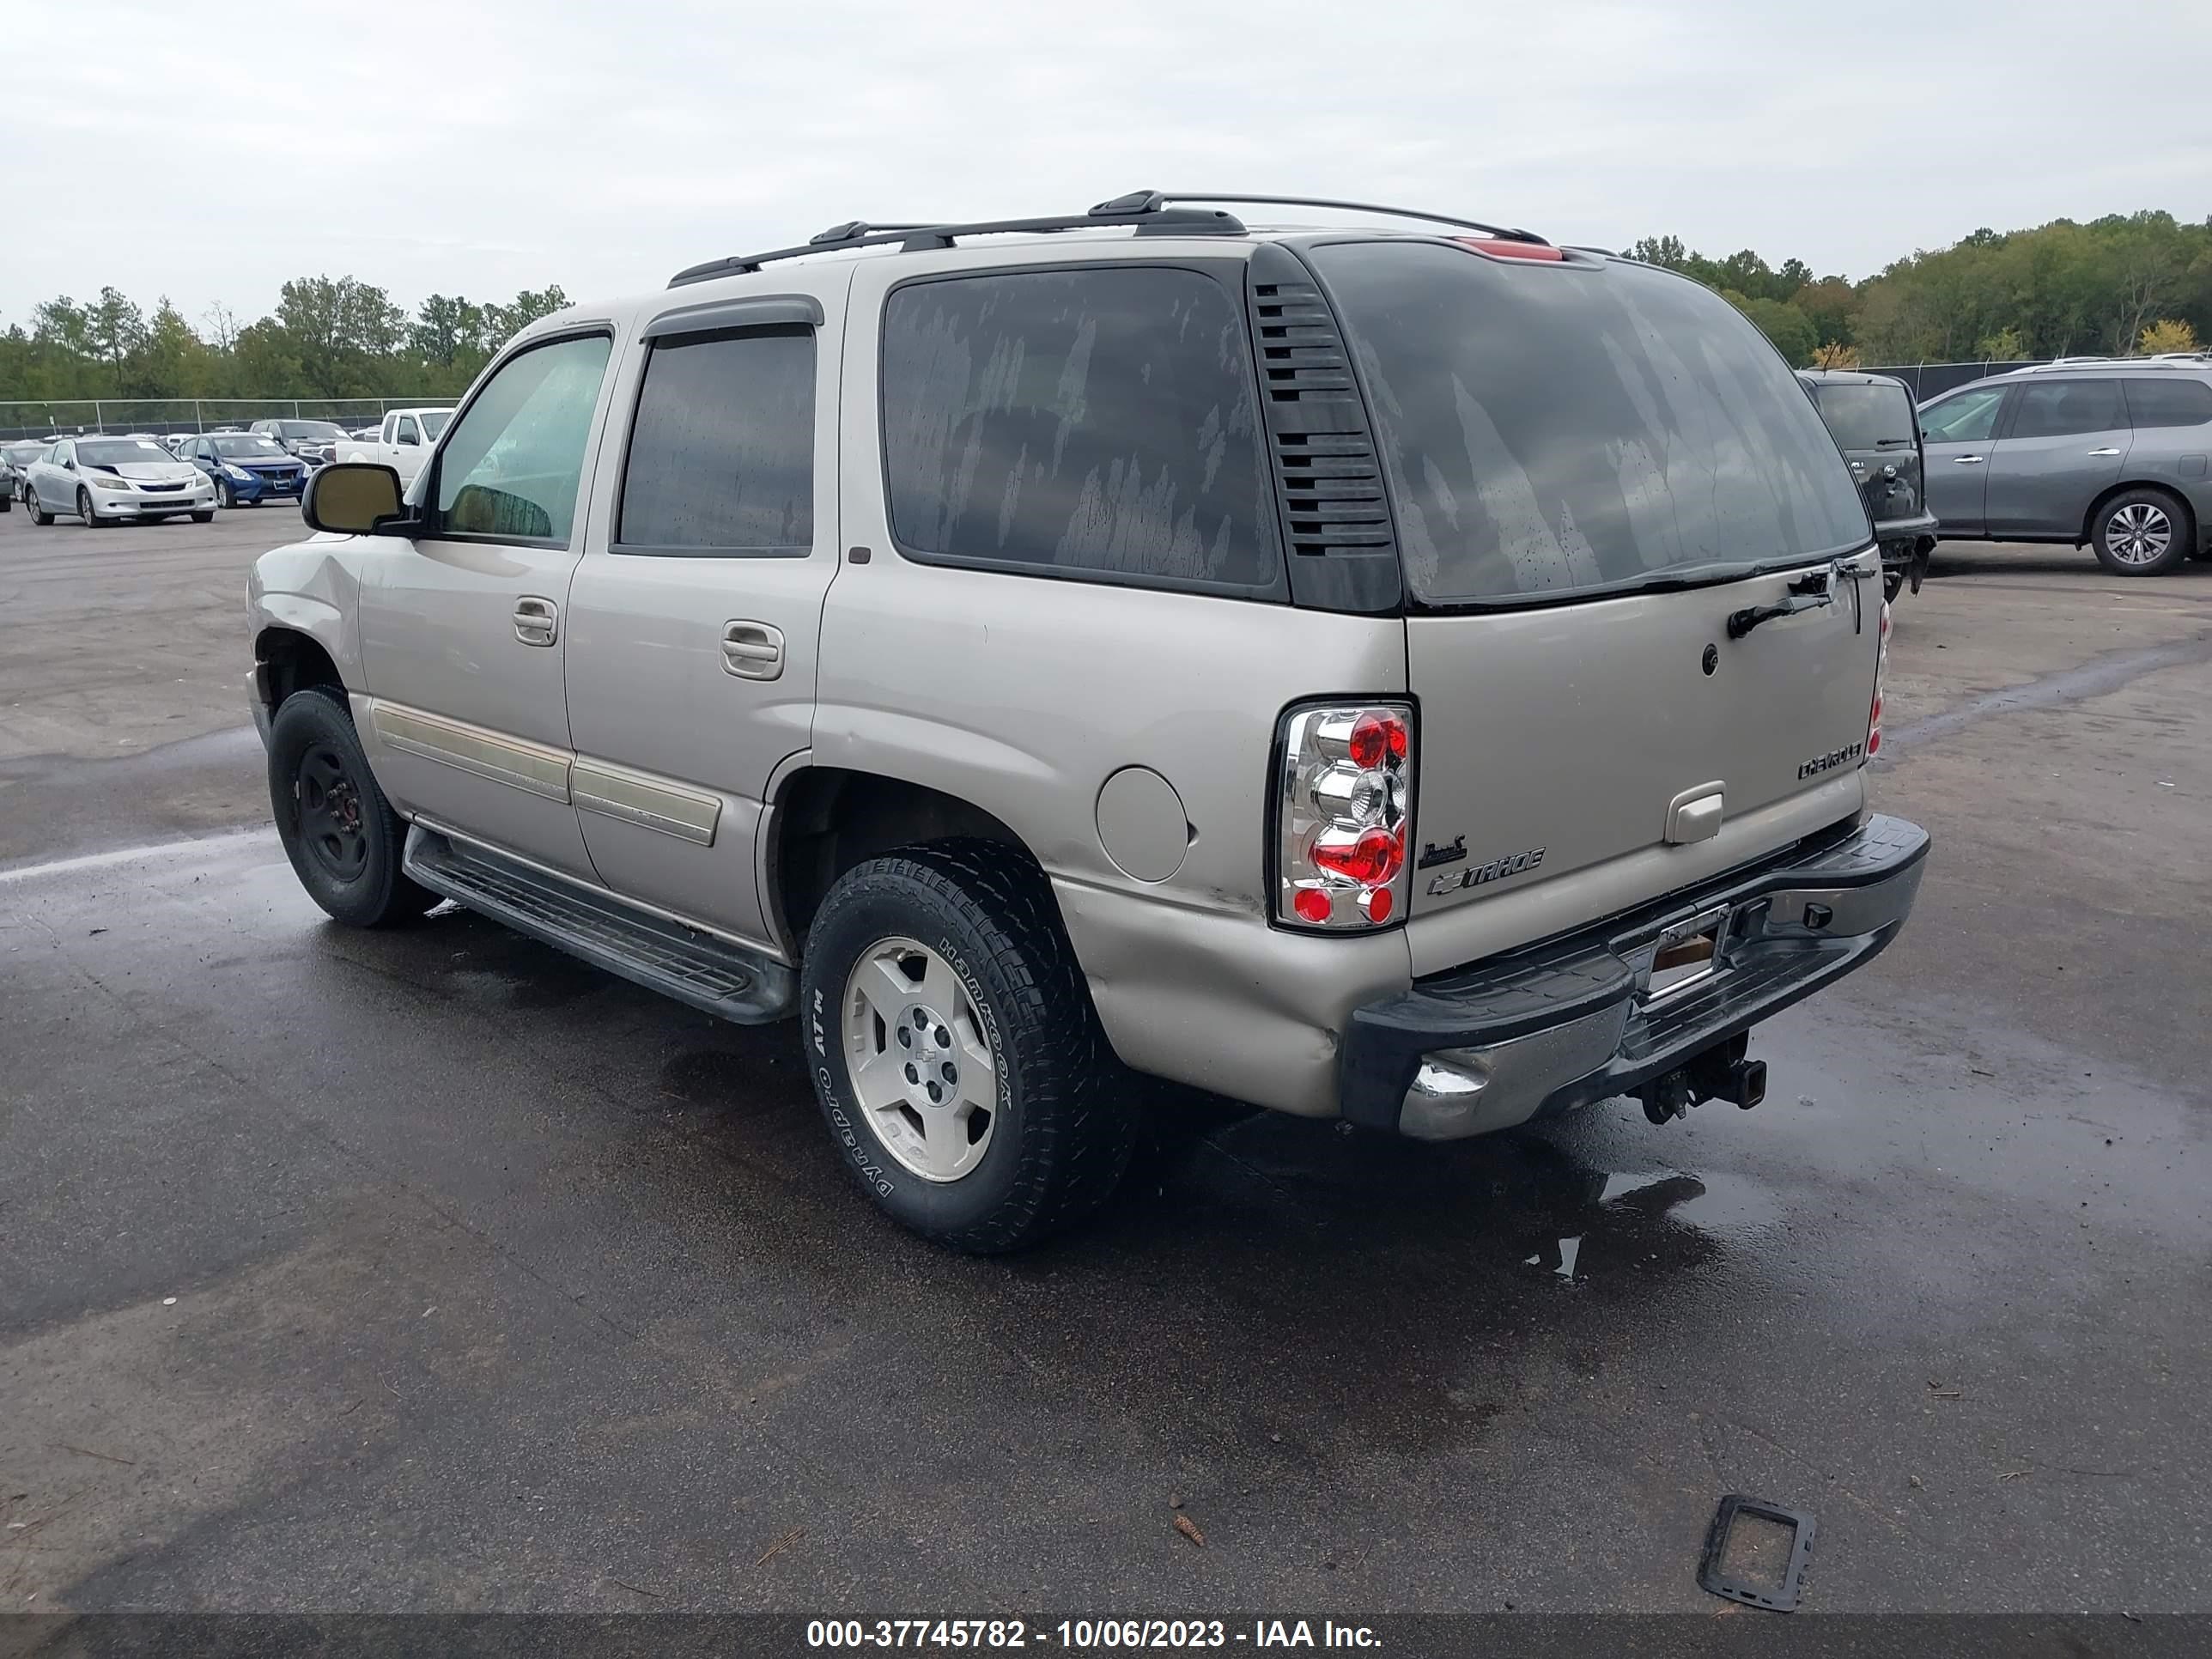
[721,620,784,681]
[2087,447,2121,458]
[514,596,558,647]
[1953,455,1984,465]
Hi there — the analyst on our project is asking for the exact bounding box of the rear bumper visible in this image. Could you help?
[1339,813,1929,1139]
[1874,511,1940,555]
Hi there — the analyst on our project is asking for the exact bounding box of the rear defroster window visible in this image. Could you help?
[1310,243,1870,605]
[880,266,1279,589]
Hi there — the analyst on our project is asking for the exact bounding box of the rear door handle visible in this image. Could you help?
[1953,455,1984,465]
[721,620,784,680]
[513,596,558,647]
[2087,447,2121,457]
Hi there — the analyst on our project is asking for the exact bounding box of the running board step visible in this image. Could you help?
[403,826,793,1024]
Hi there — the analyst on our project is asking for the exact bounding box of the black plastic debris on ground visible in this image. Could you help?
[1698,1493,1816,1611]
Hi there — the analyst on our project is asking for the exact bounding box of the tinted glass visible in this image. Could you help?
[881,266,1278,588]
[2123,376,2212,428]
[396,416,420,444]
[619,325,814,552]
[79,439,173,465]
[1920,386,2004,442]
[210,435,287,458]
[2008,380,2124,440]
[1811,382,1917,451]
[422,410,451,439]
[435,335,611,543]
[282,420,345,439]
[1312,244,1868,604]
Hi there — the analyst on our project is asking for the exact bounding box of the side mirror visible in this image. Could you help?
[303,462,410,536]
[397,432,419,447]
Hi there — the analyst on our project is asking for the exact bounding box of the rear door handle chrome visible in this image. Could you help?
[721,620,784,680]
[513,596,558,647]
[1953,455,1984,465]
[2087,447,2121,457]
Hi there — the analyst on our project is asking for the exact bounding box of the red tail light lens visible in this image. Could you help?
[1275,701,1414,931]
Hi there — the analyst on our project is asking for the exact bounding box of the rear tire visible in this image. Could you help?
[2092,487,2191,576]
[267,685,437,928]
[27,489,52,526]
[799,838,1136,1253]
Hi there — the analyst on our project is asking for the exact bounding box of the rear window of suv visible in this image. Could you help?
[1309,243,1870,605]
[1810,382,1917,452]
[879,265,1279,592]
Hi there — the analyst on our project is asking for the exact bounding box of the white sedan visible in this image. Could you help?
[19,436,216,526]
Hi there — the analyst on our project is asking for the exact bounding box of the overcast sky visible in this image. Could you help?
[4,0,2209,330]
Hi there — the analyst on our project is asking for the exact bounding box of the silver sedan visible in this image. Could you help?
[18,435,216,525]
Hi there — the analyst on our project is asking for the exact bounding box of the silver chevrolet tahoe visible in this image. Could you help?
[248,191,1929,1251]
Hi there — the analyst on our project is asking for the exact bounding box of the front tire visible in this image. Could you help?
[2092,488,2191,576]
[267,686,436,928]
[216,478,235,510]
[799,839,1136,1253]
[76,486,106,527]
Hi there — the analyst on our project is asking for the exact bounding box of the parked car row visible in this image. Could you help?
[15,435,217,525]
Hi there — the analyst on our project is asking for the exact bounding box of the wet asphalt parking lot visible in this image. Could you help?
[1,507,2208,1618]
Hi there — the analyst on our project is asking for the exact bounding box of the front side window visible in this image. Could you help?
[880,265,1279,590]
[434,333,613,544]
[2008,380,2124,440]
[1812,382,1917,452]
[1920,386,2005,442]
[2123,377,2212,428]
[396,416,421,446]
[1312,242,1869,605]
[617,325,815,554]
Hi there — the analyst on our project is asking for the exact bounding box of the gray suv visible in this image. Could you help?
[247,191,1929,1250]
[1917,364,2212,575]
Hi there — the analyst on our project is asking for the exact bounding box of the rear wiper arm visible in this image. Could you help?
[1727,592,1831,639]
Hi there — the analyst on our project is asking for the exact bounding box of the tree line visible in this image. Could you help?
[3,208,2208,407]
[0,277,571,408]
[1632,209,2208,368]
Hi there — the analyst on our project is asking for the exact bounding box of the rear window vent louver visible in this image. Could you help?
[1246,245,1401,613]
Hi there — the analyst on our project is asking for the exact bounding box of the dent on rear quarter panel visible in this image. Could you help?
[809,557,1416,1115]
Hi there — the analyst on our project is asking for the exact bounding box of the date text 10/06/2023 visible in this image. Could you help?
[805,1619,1383,1650]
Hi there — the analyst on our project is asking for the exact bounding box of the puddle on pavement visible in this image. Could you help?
[1145,1110,1790,1291]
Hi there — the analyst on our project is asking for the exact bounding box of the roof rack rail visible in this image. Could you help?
[1124,191,1547,246]
[668,199,1249,289]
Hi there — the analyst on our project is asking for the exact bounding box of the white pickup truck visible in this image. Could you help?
[331,407,455,489]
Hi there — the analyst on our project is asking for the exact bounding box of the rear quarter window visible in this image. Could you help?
[1310,243,1869,605]
[879,264,1280,592]
[2123,377,2212,428]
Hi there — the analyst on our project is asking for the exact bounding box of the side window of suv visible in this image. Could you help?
[880,265,1279,591]
[2123,377,2212,428]
[2008,380,2124,440]
[433,332,614,544]
[1920,386,2004,443]
[616,325,814,555]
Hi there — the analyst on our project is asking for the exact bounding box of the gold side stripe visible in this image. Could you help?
[368,701,572,803]
[571,759,721,847]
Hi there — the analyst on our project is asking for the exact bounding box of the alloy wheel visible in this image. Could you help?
[2107,502,2172,567]
[841,935,999,1182]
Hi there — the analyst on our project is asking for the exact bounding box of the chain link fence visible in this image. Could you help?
[0,398,443,441]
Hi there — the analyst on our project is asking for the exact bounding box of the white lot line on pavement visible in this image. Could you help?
[0,825,273,886]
